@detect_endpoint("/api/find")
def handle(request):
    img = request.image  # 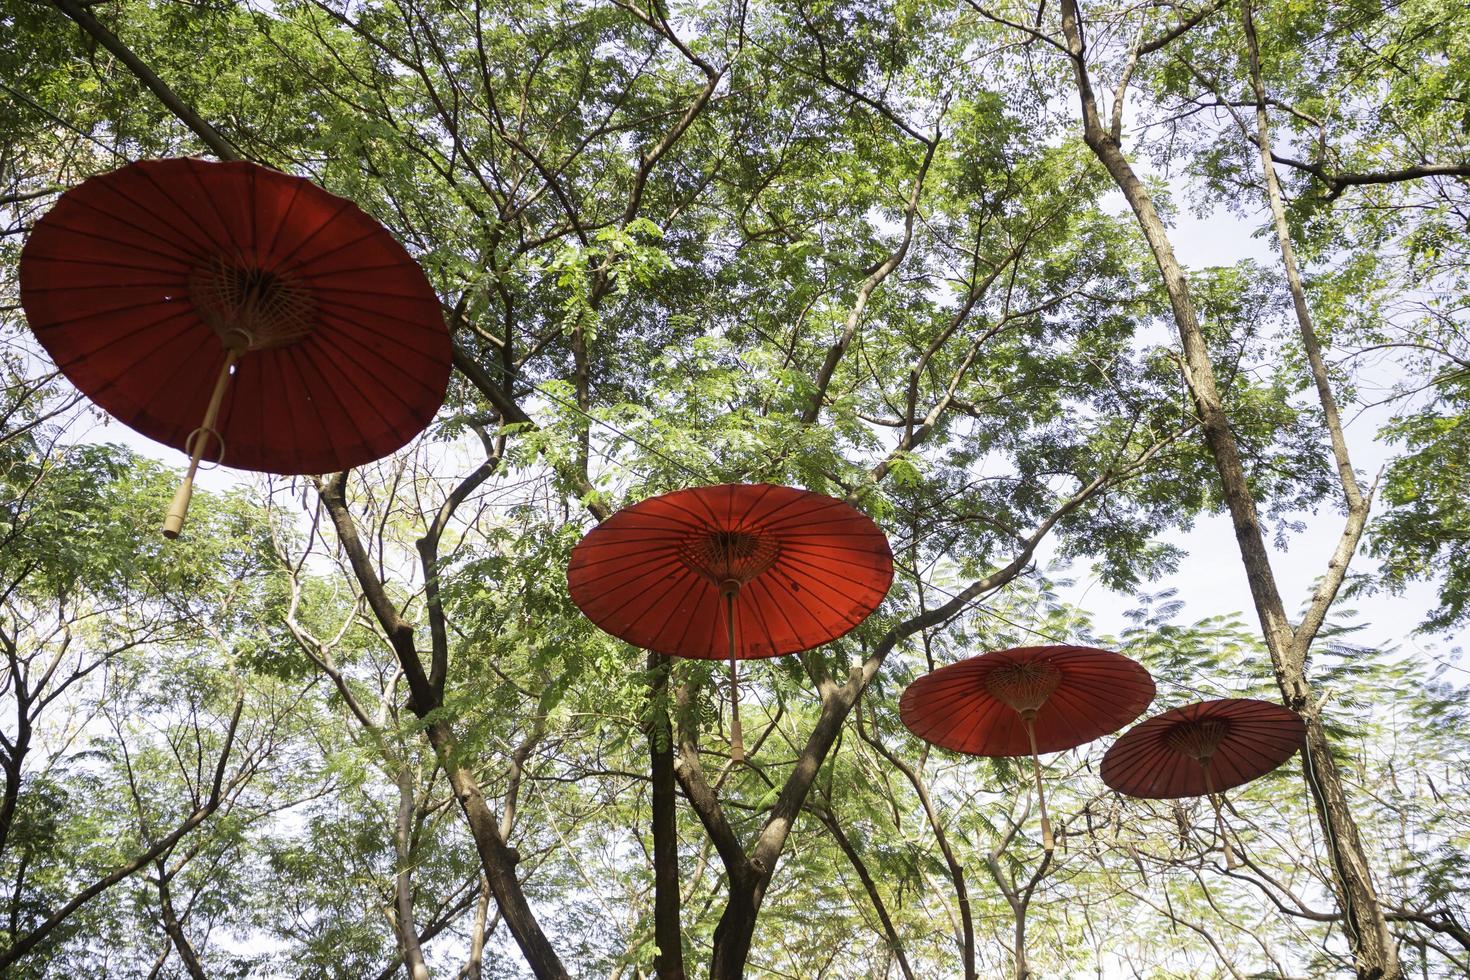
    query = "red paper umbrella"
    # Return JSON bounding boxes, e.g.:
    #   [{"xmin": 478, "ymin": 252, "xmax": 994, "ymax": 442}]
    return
[
  {"xmin": 901, "ymin": 645, "xmax": 1155, "ymax": 850},
  {"xmin": 568, "ymin": 483, "xmax": 894, "ymax": 760},
  {"xmin": 19, "ymin": 157, "xmax": 451, "ymax": 536},
  {"xmin": 1101, "ymin": 698, "xmax": 1305, "ymax": 867},
  {"xmin": 1101, "ymin": 698, "xmax": 1304, "ymax": 798}
]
